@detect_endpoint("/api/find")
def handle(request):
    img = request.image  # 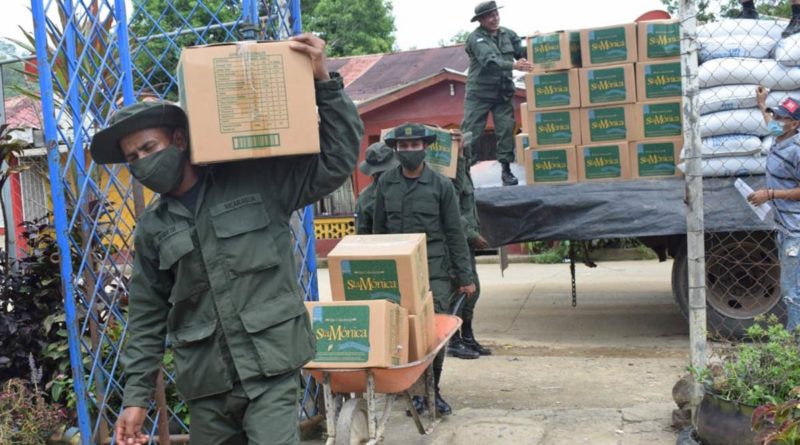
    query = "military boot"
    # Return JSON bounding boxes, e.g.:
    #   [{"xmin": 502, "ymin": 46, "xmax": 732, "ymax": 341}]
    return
[
  {"xmin": 462, "ymin": 320, "xmax": 492, "ymax": 356},
  {"xmin": 447, "ymin": 331, "xmax": 480, "ymax": 359},
  {"xmin": 406, "ymin": 395, "xmax": 427, "ymax": 417},
  {"xmin": 435, "ymin": 391, "xmax": 452, "ymax": 416},
  {"xmin": 735, "ymin": 7, "xmax": 758, "ymax": 19},
  {"xmin": 783, "ymin": 15, "xmax": 800, "ymax": 37},
  {"xmin": 500, "ymin": 162, "xmax": 518, "ymax": 186}
]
